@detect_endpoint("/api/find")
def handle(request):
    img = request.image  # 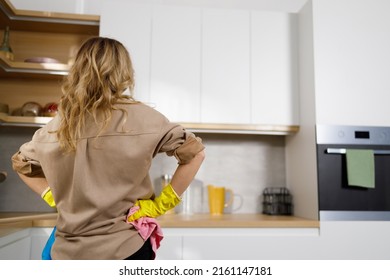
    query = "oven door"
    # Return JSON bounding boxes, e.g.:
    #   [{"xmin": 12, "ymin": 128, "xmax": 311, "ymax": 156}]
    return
[{"xmin": 317, "ymin": 144, "xmax": 390, "ymax": 221}]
